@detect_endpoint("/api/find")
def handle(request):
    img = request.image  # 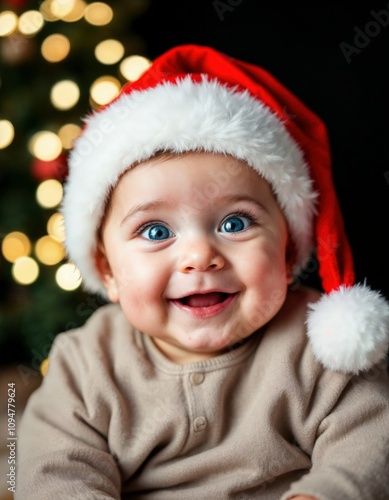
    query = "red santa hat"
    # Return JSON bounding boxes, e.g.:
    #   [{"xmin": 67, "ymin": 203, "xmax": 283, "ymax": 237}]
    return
[{"xmin": 63, "ymin": 44, "xmax": 389, "ymax": 374}]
